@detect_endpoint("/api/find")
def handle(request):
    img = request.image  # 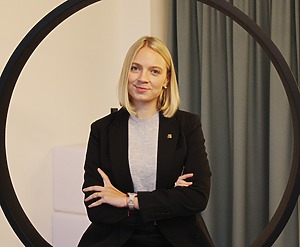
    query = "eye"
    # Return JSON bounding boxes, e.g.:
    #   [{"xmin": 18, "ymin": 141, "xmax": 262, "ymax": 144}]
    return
[
  {"xmin": 151, "ymin": 69, "xmax": 161, "ymax": 75},
  {"xmin": 130, "ymin": 65, "xmax": 140, "ymax": 72}
]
